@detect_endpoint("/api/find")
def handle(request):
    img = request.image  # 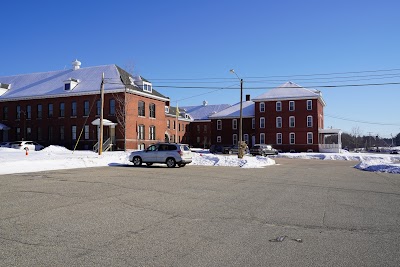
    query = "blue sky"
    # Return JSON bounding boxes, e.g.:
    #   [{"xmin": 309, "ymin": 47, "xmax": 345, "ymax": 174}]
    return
[{"xmin": 1, "ymin": 0, "xmax": 400, "ymax": 138}]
